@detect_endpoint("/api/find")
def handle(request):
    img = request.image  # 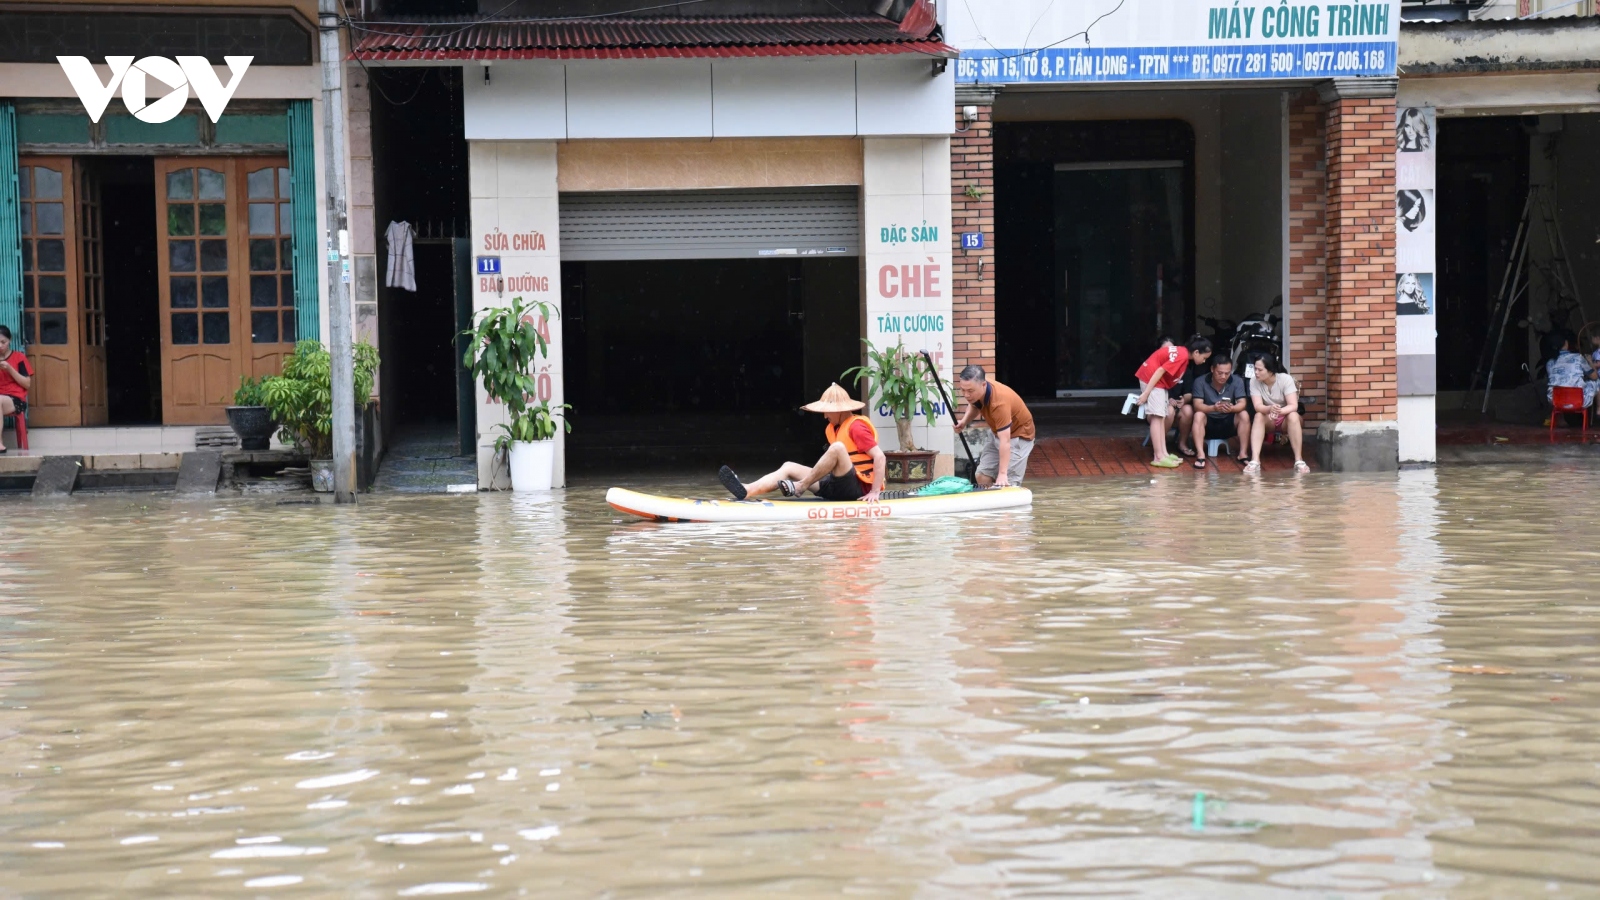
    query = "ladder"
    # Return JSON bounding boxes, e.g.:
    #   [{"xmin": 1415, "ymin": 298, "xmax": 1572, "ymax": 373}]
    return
[{"xmin": 1463, "ymin": 182, "xmax": 1586, "ymax": 412}]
